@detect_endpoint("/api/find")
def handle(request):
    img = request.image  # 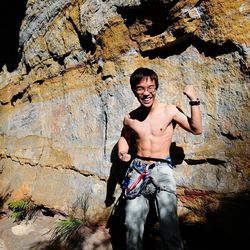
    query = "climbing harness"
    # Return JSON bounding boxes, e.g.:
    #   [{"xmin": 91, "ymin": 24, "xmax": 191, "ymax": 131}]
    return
[{"xmin": 122, "ymin": 157, "xmax": 176, "ymax": 199}]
